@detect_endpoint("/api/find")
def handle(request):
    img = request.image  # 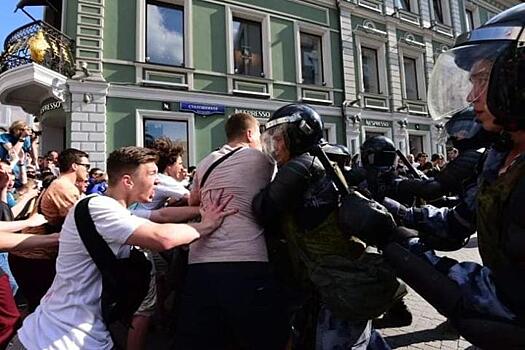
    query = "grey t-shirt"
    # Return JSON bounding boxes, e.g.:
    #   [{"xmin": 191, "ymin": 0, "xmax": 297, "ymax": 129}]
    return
[{"xmin": 190, "ymin": 145, "xmax": 275, "ymax": 264}]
